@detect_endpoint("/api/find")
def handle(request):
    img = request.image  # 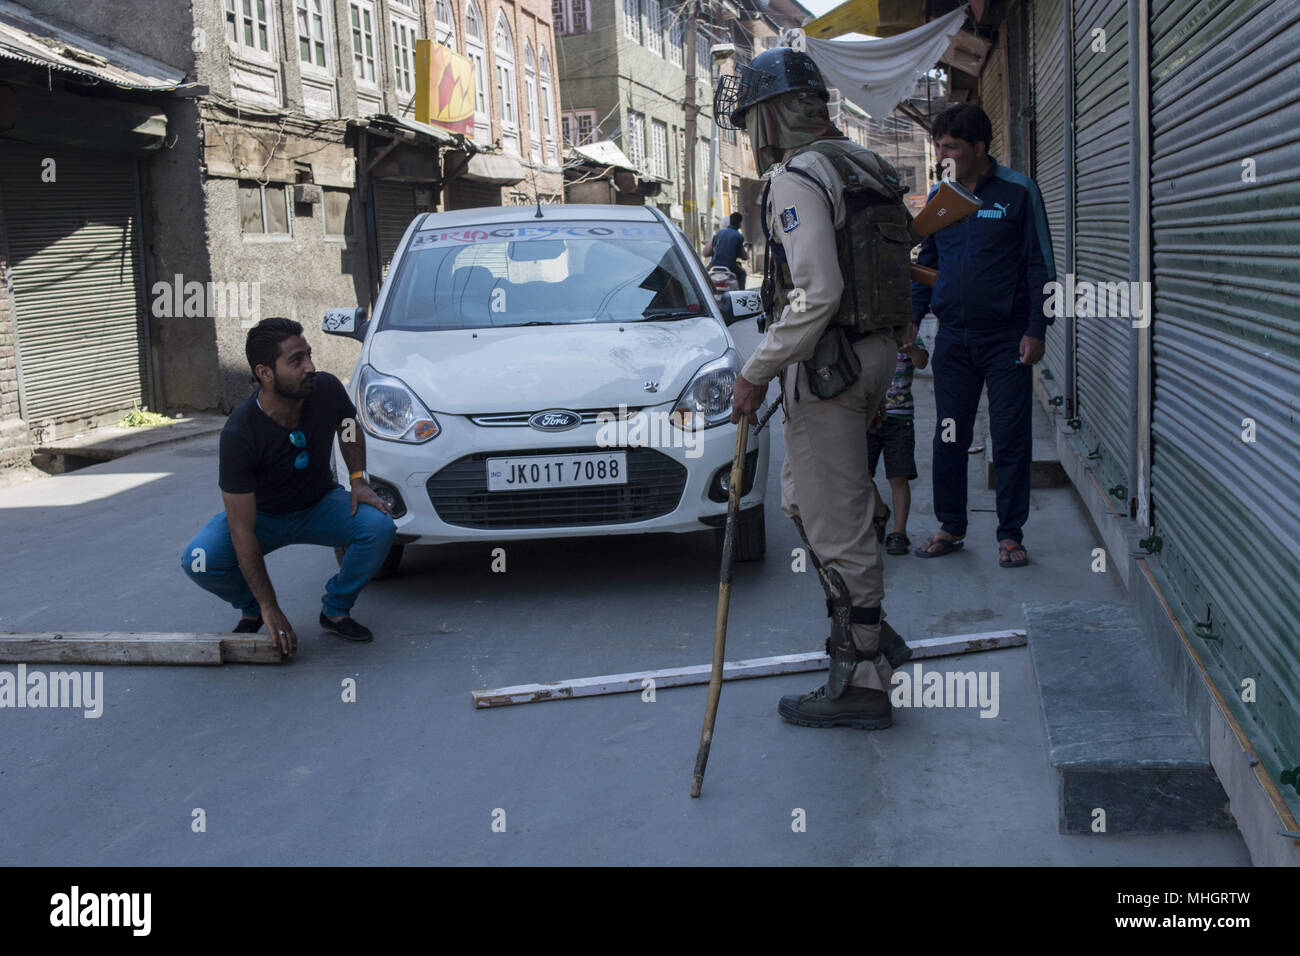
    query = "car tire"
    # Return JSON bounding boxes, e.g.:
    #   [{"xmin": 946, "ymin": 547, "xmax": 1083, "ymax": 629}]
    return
[
  {"xmin": 334, "ymin": 543, "xmax": 406, "ymax": 579},
  {"xmin": 715, "ymin": 507, "xmax": 766, "ymax": 562}
]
